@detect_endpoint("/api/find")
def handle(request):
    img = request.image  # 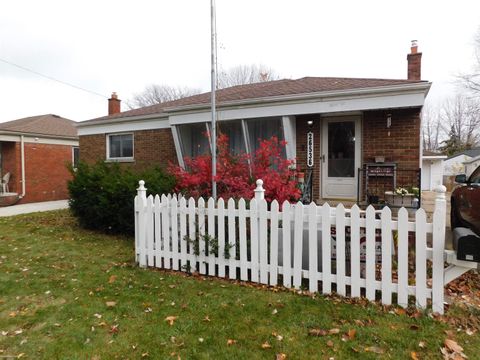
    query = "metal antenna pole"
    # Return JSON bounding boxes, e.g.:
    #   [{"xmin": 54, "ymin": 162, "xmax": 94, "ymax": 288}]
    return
[{"xmin": 210, "ymin": 0, "xmax": 217, "ymax": 199}]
